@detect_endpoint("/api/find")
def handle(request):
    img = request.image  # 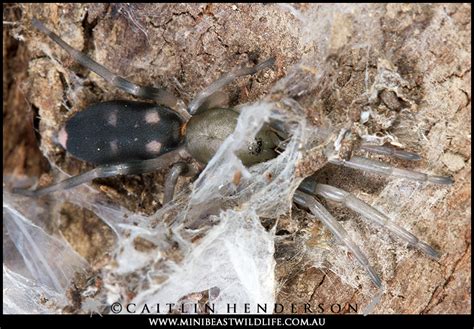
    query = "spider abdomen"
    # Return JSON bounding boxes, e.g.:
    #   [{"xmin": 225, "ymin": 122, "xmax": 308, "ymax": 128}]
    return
[{"xmin": 60, "ymin": 100, "xmax": 185, "ymax": 165}]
